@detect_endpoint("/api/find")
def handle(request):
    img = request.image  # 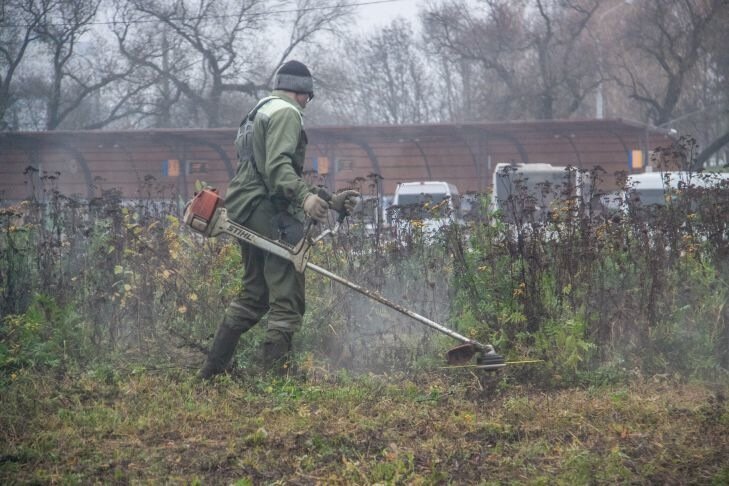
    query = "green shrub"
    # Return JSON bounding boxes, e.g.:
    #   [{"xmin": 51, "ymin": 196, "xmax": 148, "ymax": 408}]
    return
[{"xmin": 1, "ymin": 294, "xmax": 85, "ymax": 376}]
